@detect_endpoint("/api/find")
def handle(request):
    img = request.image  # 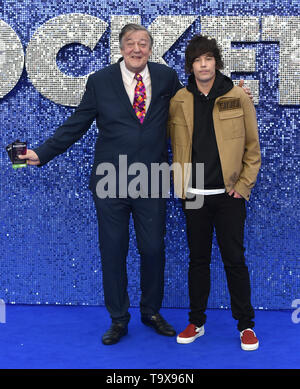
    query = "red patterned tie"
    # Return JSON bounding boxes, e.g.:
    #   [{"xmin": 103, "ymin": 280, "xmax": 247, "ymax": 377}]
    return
[{"xmin": 133, "ymin": 73, "xmax": 146, "ymax": 123}]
